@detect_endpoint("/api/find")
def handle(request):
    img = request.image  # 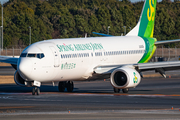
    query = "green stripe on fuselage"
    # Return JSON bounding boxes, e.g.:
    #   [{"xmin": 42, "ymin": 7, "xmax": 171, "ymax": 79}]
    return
[{"xmin": 138, "ymin": 37, "xmax": 156, "ymax": 63}]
